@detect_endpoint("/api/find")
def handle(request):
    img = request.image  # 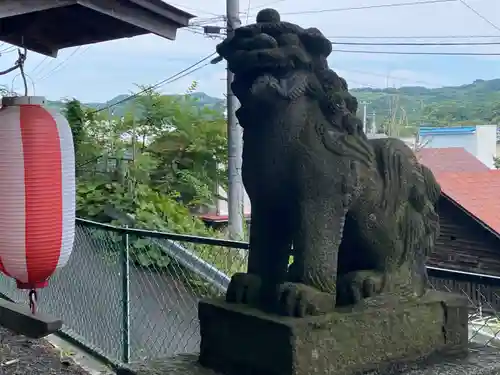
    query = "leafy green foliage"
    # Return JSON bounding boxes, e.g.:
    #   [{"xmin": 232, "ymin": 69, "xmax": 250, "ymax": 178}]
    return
[
  {"xmin": 147, "ymin": 94, "xmax": 227, "ymax": 206},
  {"xmin": 68, "ymin": 84, "xmax": 241, "ymax": 280},
  {"xmin": 77, "ymin": 178, "xmax": 246, "ymax": 289},
  {"xmin": 63, "ymin": 99, "xmax": 85, "ymax": 151},
  {"xmin": 62, "ymin": 99, "xmax": 107, "ymax": 173},
  {"xmin": 77, "ymin": 180, "xmax": 208, "ymax": 266}
]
